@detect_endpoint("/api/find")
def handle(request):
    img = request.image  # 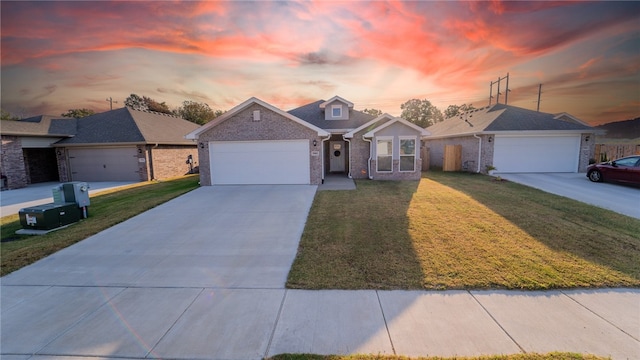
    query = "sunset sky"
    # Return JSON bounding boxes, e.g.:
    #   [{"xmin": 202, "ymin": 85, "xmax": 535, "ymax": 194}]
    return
[{"xmin": 1, "ymin": 1, "xmax": 638, "ymax": 125}]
